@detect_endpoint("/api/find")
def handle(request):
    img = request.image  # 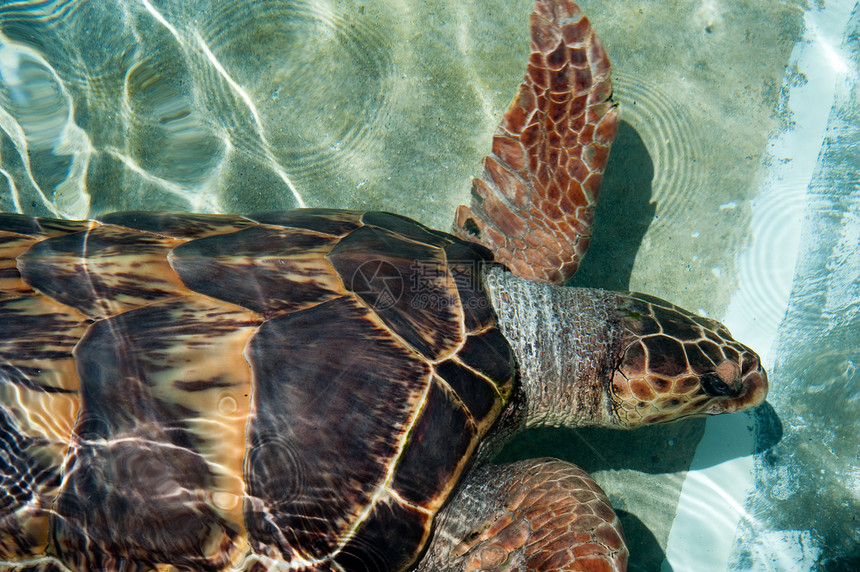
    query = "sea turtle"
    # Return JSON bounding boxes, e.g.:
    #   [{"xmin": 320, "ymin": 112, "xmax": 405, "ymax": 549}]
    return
[{"xmin": 0, "ymin": 1, "xmax": 768, "ymax": 571}]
